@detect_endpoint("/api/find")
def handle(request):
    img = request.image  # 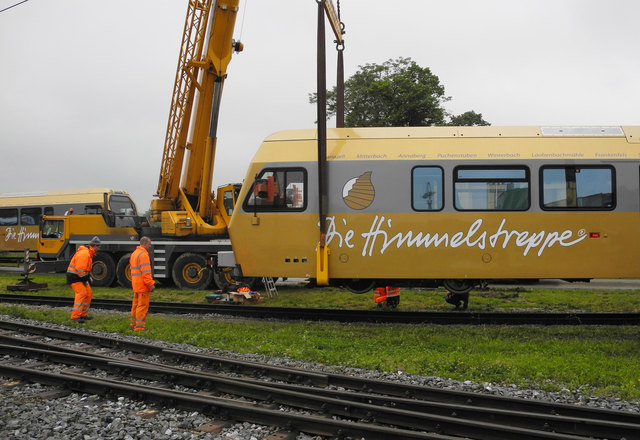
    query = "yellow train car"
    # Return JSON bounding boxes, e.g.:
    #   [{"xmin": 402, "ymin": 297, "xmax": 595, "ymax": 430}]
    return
[
  {"xmin": 0, "ymin": 188, "xmax": 137, "ymax": 262},
  {"xmin": 226, "ymin": 126, "xmax": 640, "ymax": 293}
]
